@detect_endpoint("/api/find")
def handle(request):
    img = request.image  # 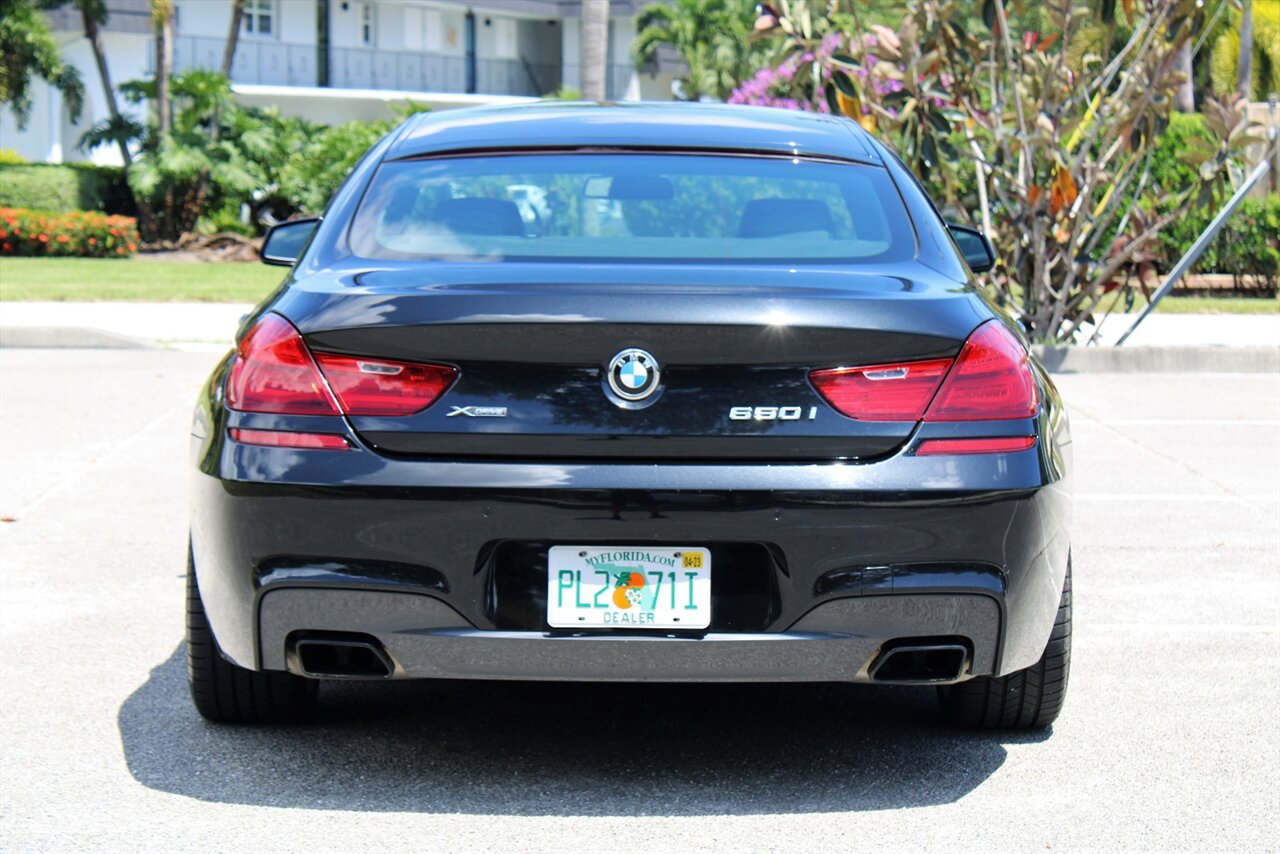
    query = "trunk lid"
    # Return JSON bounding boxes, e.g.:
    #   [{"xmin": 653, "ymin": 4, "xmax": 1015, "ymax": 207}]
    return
[{"xmin": 282, "ymin": 263, "xmax": 990, "ymax": 462}]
